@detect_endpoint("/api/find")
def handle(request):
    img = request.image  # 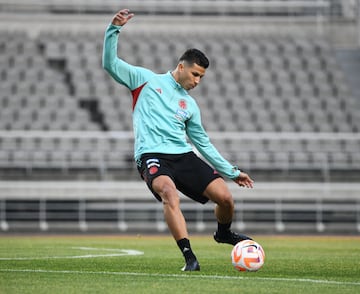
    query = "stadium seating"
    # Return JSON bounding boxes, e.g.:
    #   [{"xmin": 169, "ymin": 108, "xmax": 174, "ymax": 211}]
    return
[
  {"xmin": 0, "ymin": 4, "xmax": 360, "ymax": 182},
  {"xmin": 1, "ymin": 32, "xmax": 359, "ymax": 174}
]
